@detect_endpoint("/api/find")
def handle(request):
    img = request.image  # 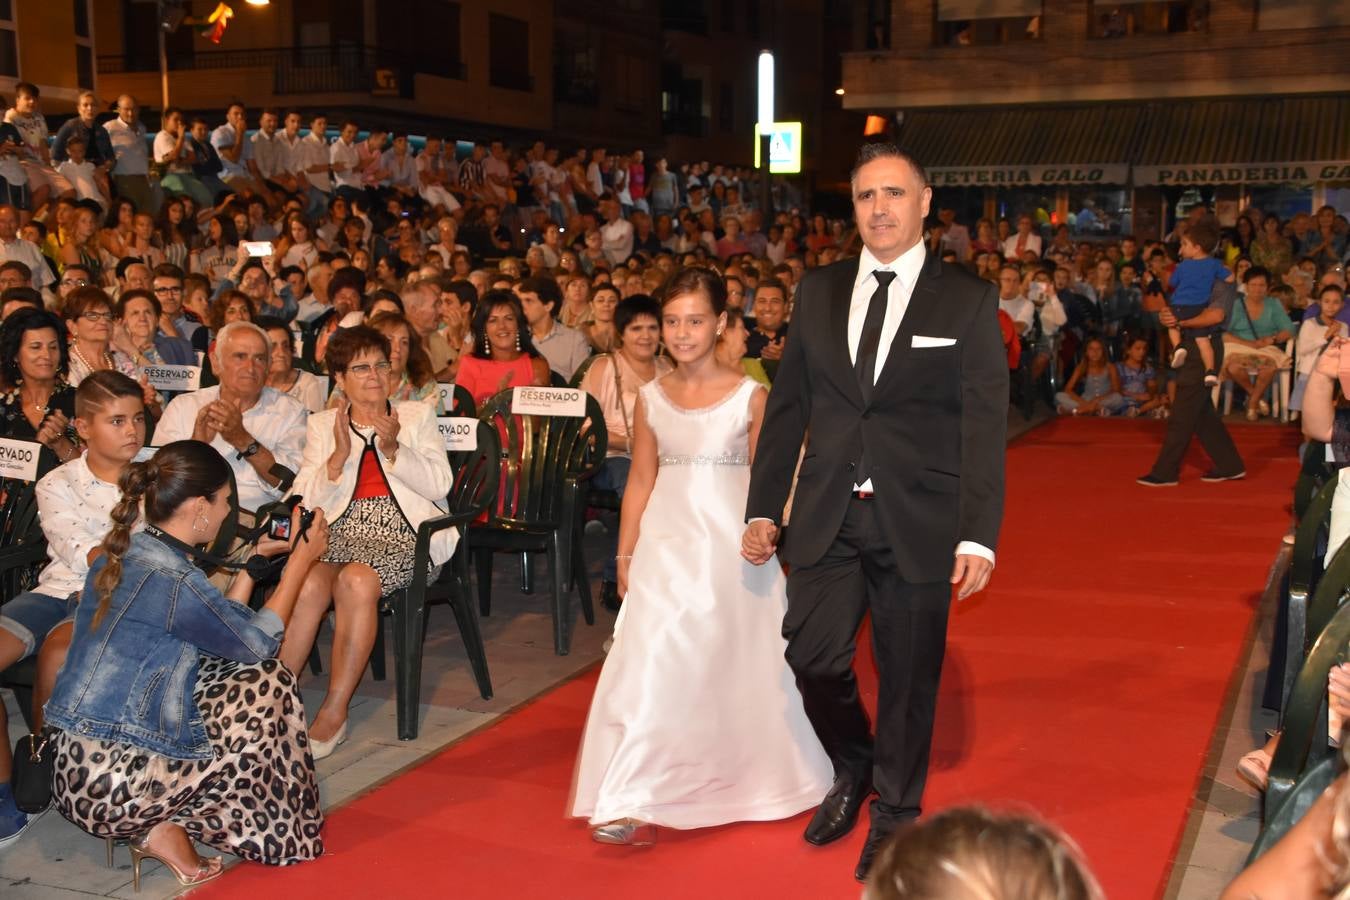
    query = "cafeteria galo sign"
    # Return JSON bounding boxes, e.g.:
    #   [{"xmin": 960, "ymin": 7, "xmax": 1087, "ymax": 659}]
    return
[
  {"xmin": 926, "ymin": 164, "xmax": 1129, "ymax": 186},
  {"xmin": 1133, "ymin": 161, "xmax": 1350, "ymax": 186}
]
